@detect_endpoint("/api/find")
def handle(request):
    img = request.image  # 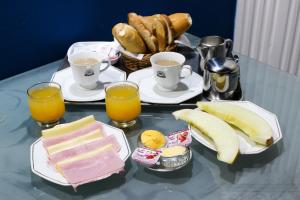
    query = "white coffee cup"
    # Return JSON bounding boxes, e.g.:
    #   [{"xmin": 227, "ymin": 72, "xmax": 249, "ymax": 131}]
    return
[
  {"xmin": 150, "ymin": 52, "xmax": 192, "ymax": 91},
  {"xmin": 68, "ymin": 51, "xmax": 111, "ymax": 89}
]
